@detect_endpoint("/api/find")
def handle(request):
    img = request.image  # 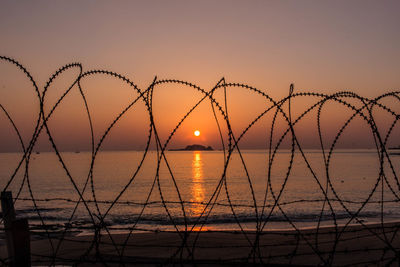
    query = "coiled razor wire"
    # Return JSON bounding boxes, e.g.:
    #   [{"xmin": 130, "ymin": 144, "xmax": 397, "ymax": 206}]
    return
[{"xmin": 0, "ymin": 56, "xmax": 400, "ymax": 266}]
